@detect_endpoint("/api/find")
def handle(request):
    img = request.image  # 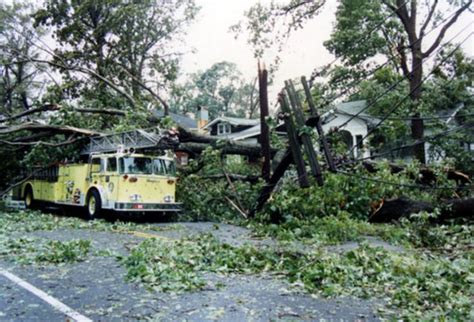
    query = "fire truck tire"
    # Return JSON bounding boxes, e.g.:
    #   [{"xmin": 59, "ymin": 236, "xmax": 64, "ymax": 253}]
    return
[
  {"xmin": 24, "ymin": 186, "xmax": 36, "ymax": 209},
  {"xmin": 86, "ymin": 189, "xmax": 102, "ymax": 219}
]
